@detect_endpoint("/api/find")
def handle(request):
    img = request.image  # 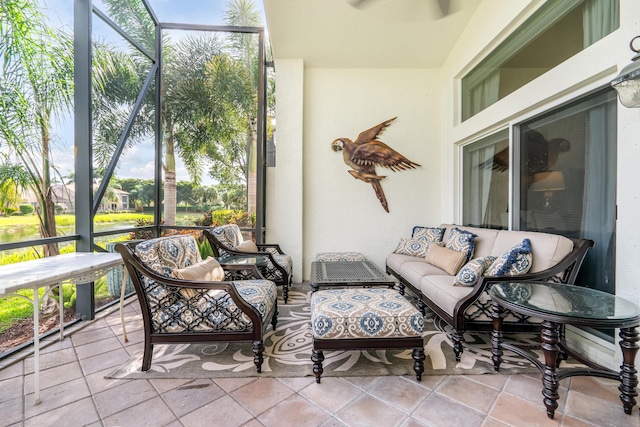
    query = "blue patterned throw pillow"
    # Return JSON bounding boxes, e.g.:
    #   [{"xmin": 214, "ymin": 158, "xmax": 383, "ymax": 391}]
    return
[
  {"xmin": 485, "ymin": 239, "xmax": 533, "ymax": 276},
  {"xmin": 453, "ymin": 255, "xmax": 497, "ymax": 287},
  {"xmin": 393, "ymin": 238, "xmax": 440, "ymax": 258},
  {"xmin": 445, "ymin": 228, "xmax": 478, "ymax": 263},
  {"xmin": 411, "ymin": 226, "xmax": 445, "ymax": 243}
]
